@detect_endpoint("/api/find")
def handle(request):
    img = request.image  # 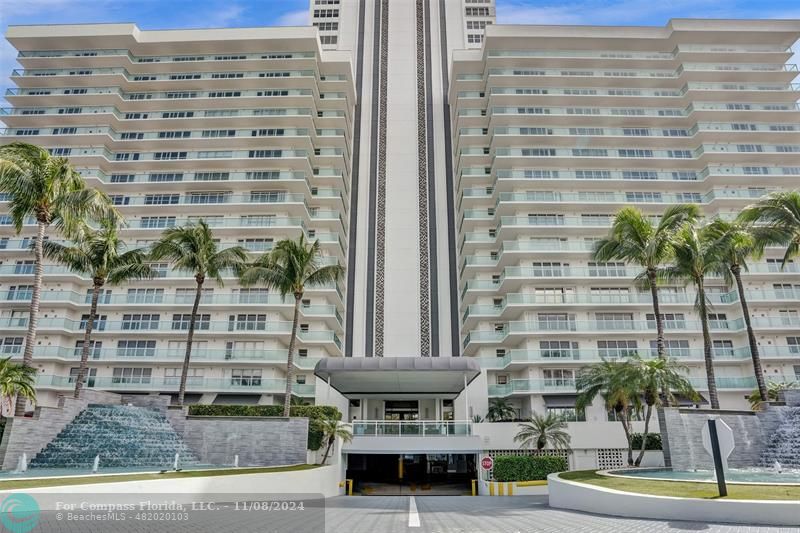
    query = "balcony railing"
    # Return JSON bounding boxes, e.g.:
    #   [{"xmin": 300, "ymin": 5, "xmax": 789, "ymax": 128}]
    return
[{"xmin": 352, "ymin": 420, "xmax": 472, "ymax": 437}]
